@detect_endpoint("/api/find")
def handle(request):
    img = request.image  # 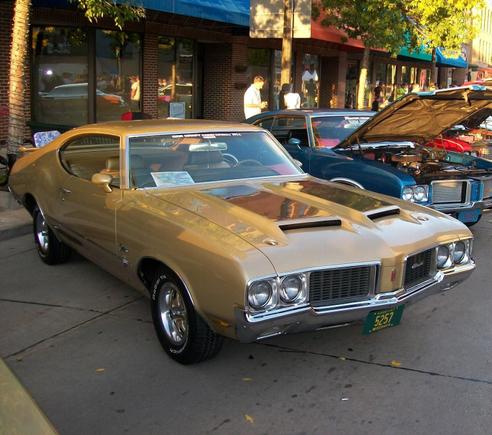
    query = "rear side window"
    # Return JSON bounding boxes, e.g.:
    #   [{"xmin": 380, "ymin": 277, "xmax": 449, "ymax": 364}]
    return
[
  {"xmin": 59, "ymin": 135, "xmax": 120, "ymax": 186},
  {"xmin": 254, "ymin": 117, "xmax": 274, "ymax": 130}
]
